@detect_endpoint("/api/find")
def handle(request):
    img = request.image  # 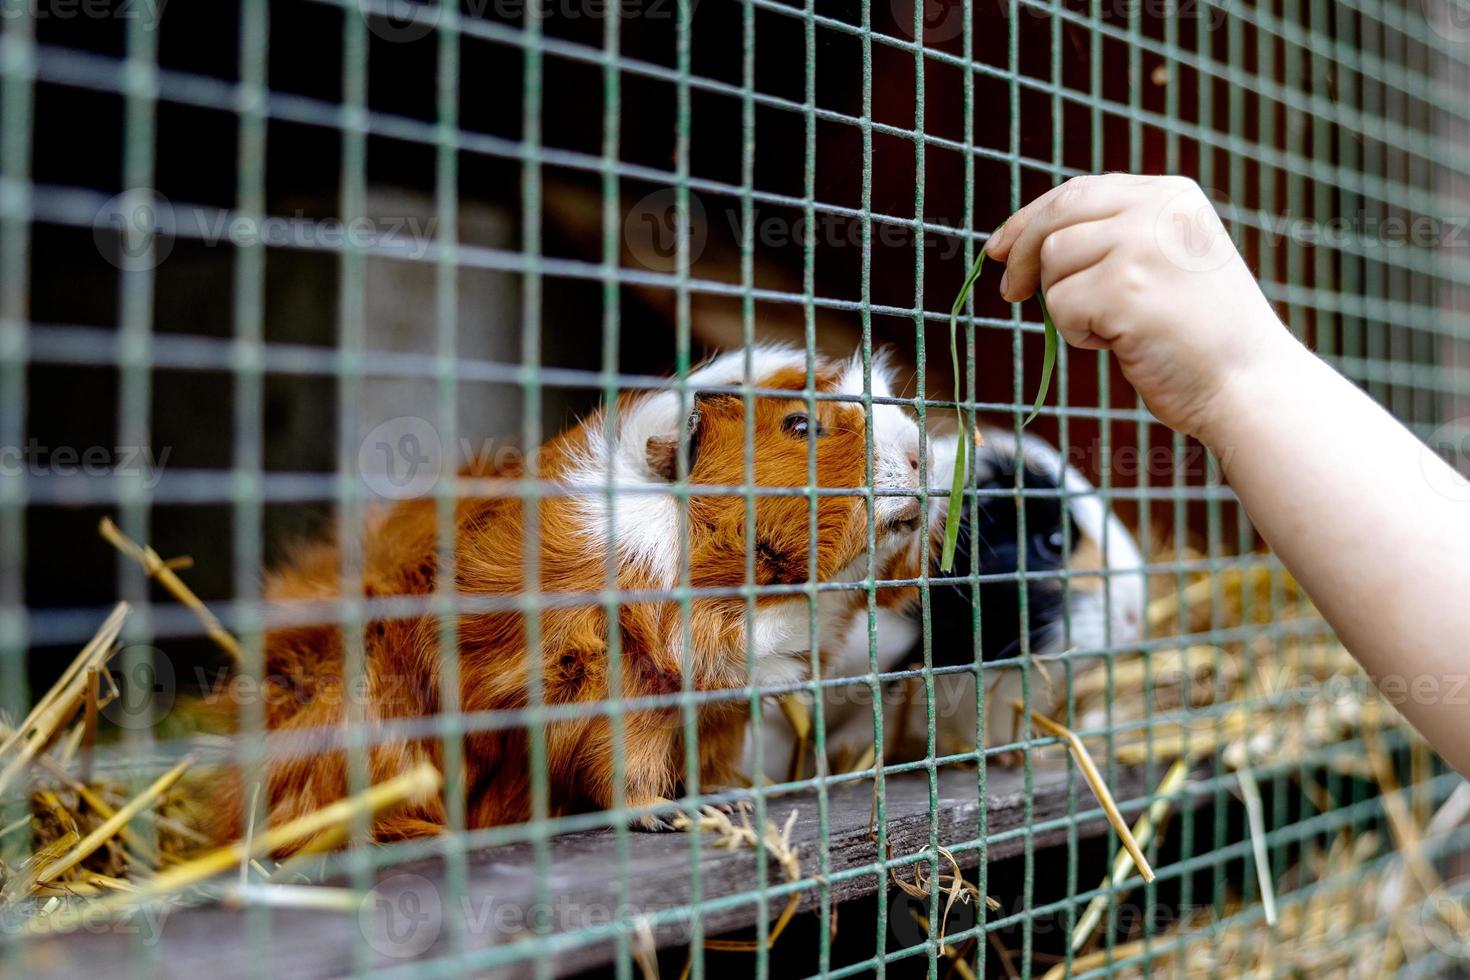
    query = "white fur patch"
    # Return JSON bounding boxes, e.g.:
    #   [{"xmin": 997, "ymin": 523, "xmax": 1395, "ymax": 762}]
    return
[
  {"xmin": 753, "ymin": 599, "xmax": 811, "ymax": 659},
  {"xmin": 835, "ymin": 352, "xmax": 923, "ymax": 530},
  {"xmin": 561, "ymin": 345, "xmax": 811, "ymax": 586},
  {"xmin": 827, "ymin": 606, "xmax": 920, "ymax": 683}
]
